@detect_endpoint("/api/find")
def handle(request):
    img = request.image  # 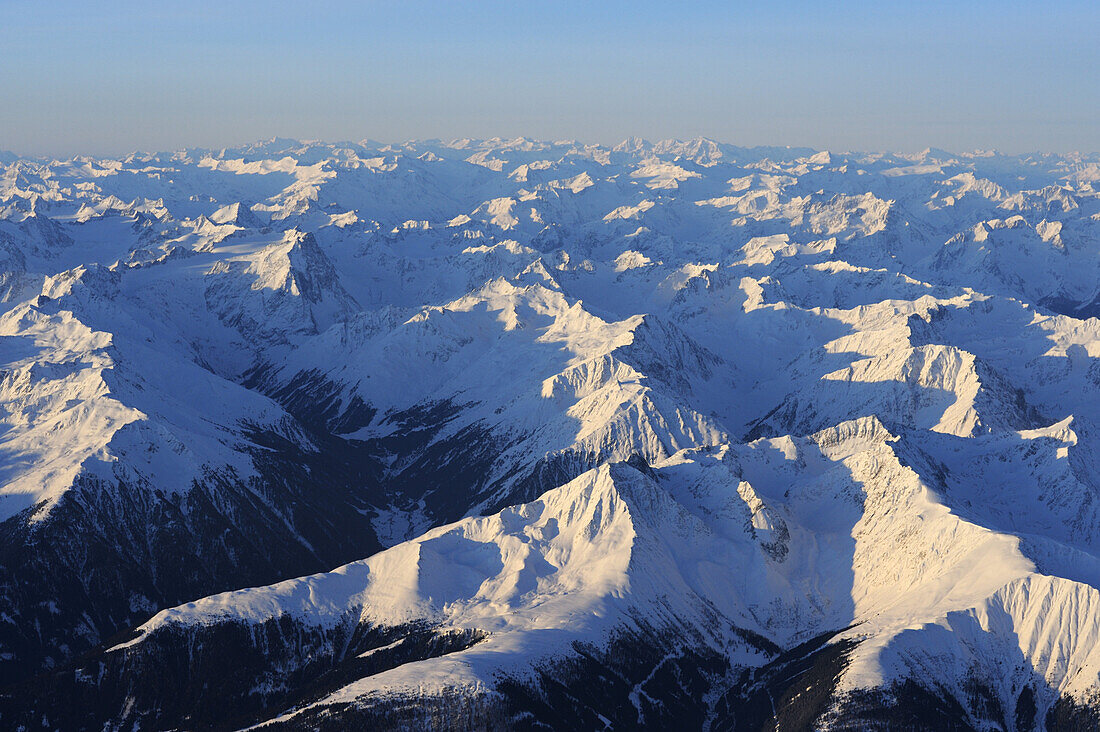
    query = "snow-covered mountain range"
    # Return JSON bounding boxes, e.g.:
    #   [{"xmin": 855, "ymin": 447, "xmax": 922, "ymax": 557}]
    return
[{"xmin": 2, "ymin": 138, "xmax": 1100, "ymax": 729}]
